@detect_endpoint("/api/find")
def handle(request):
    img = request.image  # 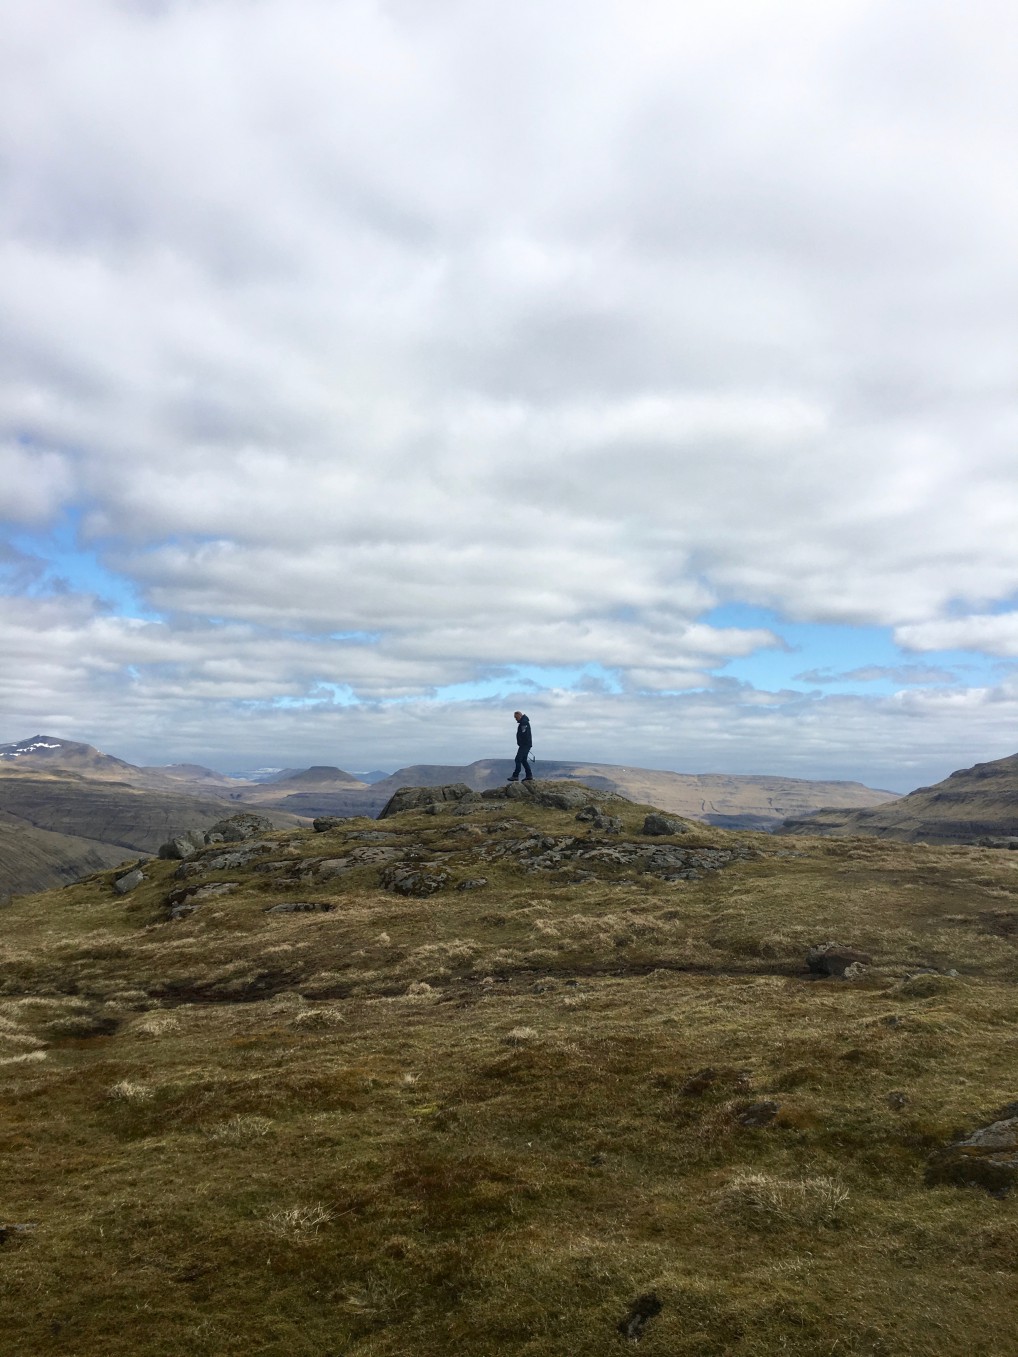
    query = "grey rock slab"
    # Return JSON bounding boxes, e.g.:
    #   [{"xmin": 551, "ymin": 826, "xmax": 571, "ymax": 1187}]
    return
[
  {"xmin": 190, "ymin": 882, "xmax": 239, "ymax": 901},
  {"xmin": 113, "ymin": 868, "xmax": 145, "ymax": 895}
]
